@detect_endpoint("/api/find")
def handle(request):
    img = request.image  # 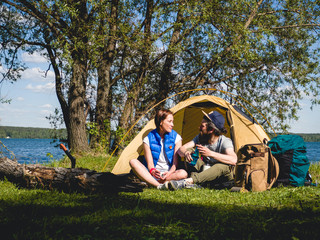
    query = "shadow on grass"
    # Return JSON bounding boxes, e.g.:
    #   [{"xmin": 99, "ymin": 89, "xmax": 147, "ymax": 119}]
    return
[{"xmin": 0, "ymin": 188, "xmax": 320, "ymax": 240}]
